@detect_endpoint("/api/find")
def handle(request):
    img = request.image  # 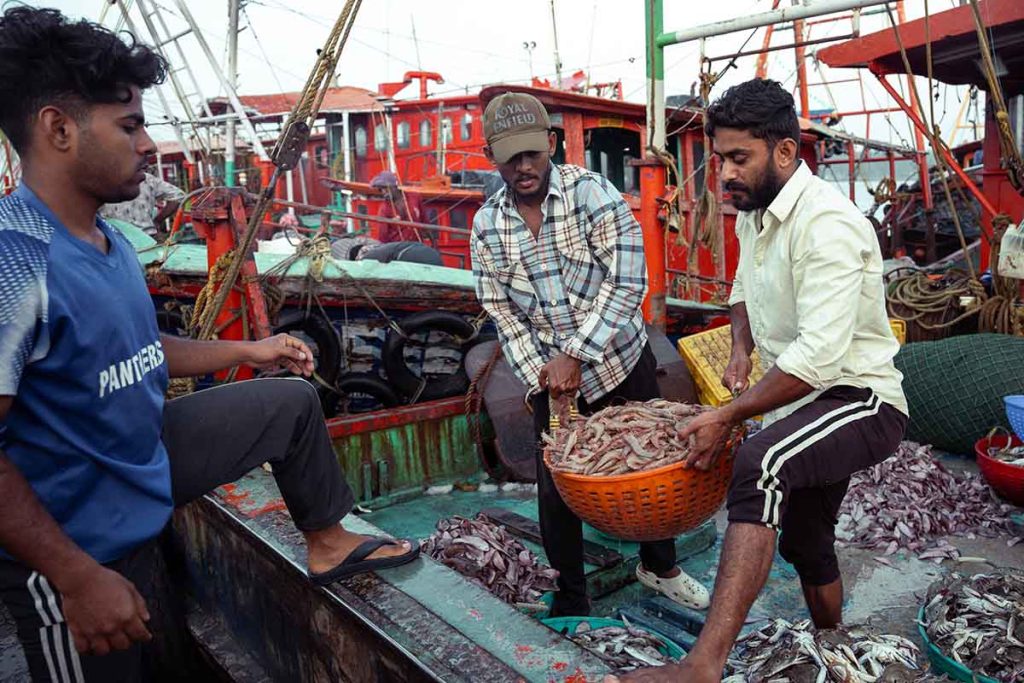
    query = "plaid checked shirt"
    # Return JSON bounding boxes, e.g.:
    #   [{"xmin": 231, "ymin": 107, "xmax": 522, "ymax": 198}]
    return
[{"xmin": 471, "ymin": 164, "xmax": 648, "ymax": 402}]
